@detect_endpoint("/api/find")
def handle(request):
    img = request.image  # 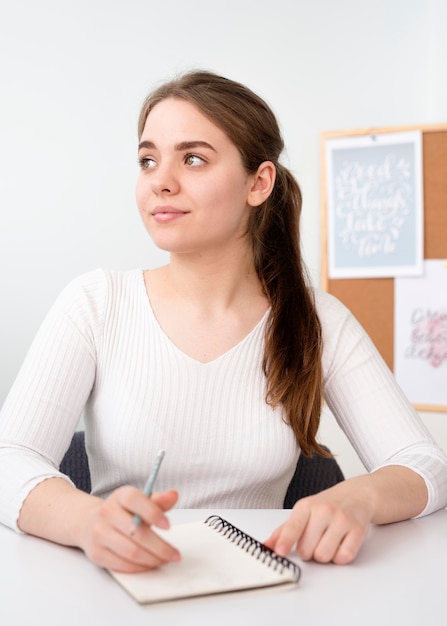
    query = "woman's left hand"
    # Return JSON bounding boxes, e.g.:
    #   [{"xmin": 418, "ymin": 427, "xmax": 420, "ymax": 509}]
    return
[{"xmin": 264, "ymin": 479, "xmax": 374, "ymax": 564}]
